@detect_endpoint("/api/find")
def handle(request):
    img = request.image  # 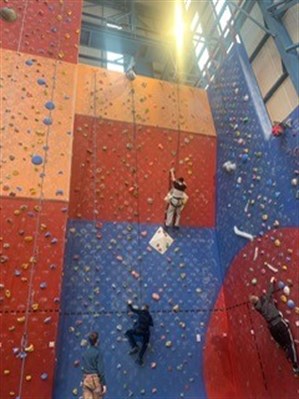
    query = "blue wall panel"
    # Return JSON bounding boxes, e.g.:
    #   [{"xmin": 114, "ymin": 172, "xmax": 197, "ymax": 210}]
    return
[
  {"xmin": 208, "ymin": 45, "xmax": 299, "ymax": 274},
  {"xmin": 54, "ymin": 222, "xmax": 221, "ymax": 399}
]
